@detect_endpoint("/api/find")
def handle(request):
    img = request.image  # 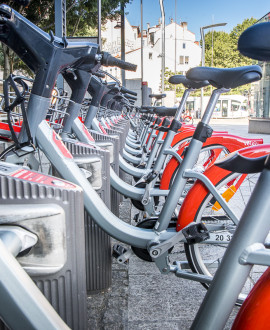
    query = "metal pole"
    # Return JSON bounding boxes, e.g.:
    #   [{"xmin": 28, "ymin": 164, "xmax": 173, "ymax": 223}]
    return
[
  {"xmin": 211, "ymin": 27, "xmax": 214, "ymax": 67},
  {"xmin": 174, "ymin": 0, "xmax": 177, "ymax": 104},
  {"xmin": 141, "ymin": 0, "xmax": 144, "ymax": 105},
  {"xmin": 121, "ymin": 2, "xmax": 126, "ymax": 86},
  {"xmin": 55, "ymin": 0, "xmax": 66, "ymax": 90},
  {"xmin": 199, "ymin": 23, "xmax": 226, "ymax": 117},
  {"xmin": 159, "ymin": 0, "xmax": 165, "ymax": 105},
  {"xmin": 200, "ymin": 27, "xmax": 205, "ymax": 119},
  {"xmin": 174, "ymin": 0, "xmax": 177, "ymax": 74},
  {"xmin": 97, "ymin": 0, "xmax": 102, "ymax": 48},
  {"xmin": 55, "ymin": 0, "xmax": 66, "ymax": 37}
]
